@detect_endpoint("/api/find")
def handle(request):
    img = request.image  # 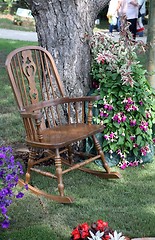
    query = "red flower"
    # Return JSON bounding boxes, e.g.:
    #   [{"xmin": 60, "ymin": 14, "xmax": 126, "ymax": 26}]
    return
[
  {"xmin": 80, "ymin": 223, "xmax": 90, "ymax": 239},
  {"xmin": 71, "ymin": 223, "xmax": 90, "ymax": 240},
  {"xmin": 96, "ymin": 220, "xmax": 108, "ymax": 232},
  {"xmin": 71, "ymin": 227, "xmax": 81, "ymax": 240},
  {"xmin": 104, "ymin": 234, "xmax": 111, "ymax": 240}
]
